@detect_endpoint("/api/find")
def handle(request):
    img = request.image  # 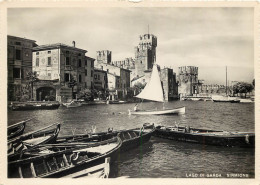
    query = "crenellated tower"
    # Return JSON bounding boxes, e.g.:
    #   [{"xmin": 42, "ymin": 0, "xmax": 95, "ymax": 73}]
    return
[
  {"xmin": 134, "ymin": 34, "xmax": 157, "ymax": 77},
  {"xmin": 96, "ymin": 50, "xmax": 112, "ymax": 65}
]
